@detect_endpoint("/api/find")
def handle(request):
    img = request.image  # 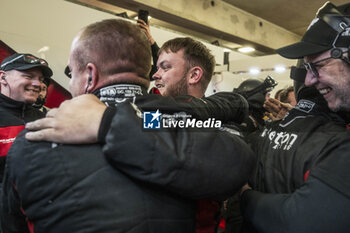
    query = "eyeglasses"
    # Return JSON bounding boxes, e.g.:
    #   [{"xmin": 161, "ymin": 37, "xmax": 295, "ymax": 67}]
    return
[
  {"xmin": 304, "ymin": 56, "xmax": 334, "ymax": 78},
  {"xmin": 303, "ymin": 50, "xmax": 347, "ymax": 78},
  {"xmin": 64, "ymin": 66, "xmax": 71, "ymax": 78}
]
